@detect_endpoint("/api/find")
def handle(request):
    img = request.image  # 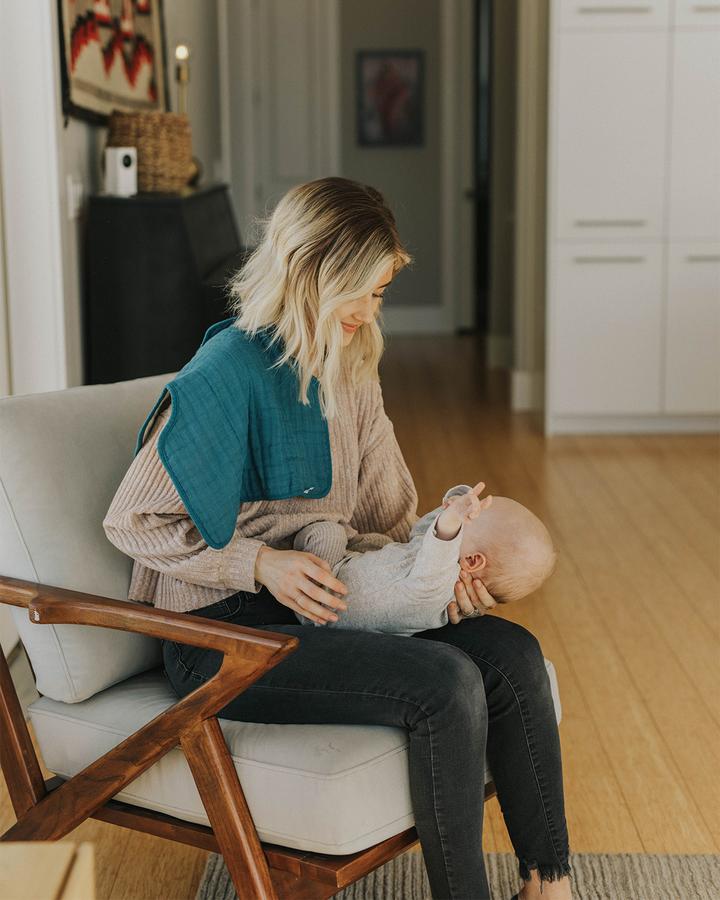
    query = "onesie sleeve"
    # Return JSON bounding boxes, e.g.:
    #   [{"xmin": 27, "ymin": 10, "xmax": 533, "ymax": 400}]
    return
[
  {"xmin": 293, "ymin": 521, "xmax": 349, "ymax": 571},
  {"xmin": 406, "ymin": 512, "xmax": 464, "ymax": 587},
  {"xmin": 350, "ymin": 379, "xmax": 419, "ymax": 546},
  {"xmin": 103, "ymin": 405, "xmax": 266, "ymax": 594},
  {"xmin": 409, "ymin": 484, "xmax": 473, "ymax": 539}
]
